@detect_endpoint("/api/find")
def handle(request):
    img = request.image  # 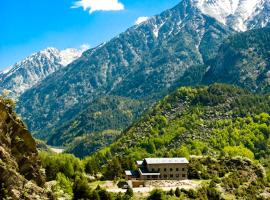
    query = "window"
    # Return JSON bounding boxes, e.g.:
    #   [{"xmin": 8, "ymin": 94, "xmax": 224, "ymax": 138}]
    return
[
  {"xmin": 176, "ymin": 168, "xmax": 179, "ymax": 171},
  {"xmin": 182, "ymin": 168, "xmax": 185, "ymax": 171},
  {"xmin": 164, "ymin": 168, "xmax": 167, "ymax": 172},
  {"xmin": 158, "ymin": 168, "xmax": 160, "ymax": 172},
  {"xmin": 170, "ymin": 168, "xmax": 173, "ymax": 172},
  {"xmin": 170, "ymin": 174, "xmax": 173, "ymax": 178},
  {"xmin": 151, "ymin": 168, "xmax": 154, "ymax": 172},
  {"xmin": 164, "ymin": 175, "xmax": 167, "ymax": 178},
  {"xmin": 176, "ymin": 174, "xmax": 179, "ymax": 178},
  {"xmin": 182, "ymin": 174, "xmax": 186, "ymax": 178},
  {"xmin": 152, "ymin": 175, "xmax": 156, "ymax": 179},
  {"xmin": 147, "ymin": 175, "xmax": 151, "ymax": 179}
]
